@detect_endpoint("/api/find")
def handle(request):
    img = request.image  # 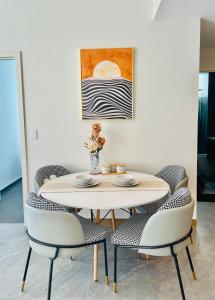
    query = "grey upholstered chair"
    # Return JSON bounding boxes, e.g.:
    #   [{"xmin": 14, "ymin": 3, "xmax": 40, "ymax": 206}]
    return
[
  {"xmin": 111, "ymin": 188, "xmax": 196, "ymax": 300},
  {"xmin": 157, "ymin": 165, "xmax": 188, "ymax": 194},
  {"xmin": 34, "ymin": 165, "xmax": 77, "ymax": 213},
  {"xmin": 21, "ymin": 193, "xmax": 108, "ymax": 300},
  {"xmin": 34, "ymin": 165, "xmax": 71, "ymax": 194},
  {"xmin": 137, "ymin": 165, "xmax": 188, "ymax": 214}
]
